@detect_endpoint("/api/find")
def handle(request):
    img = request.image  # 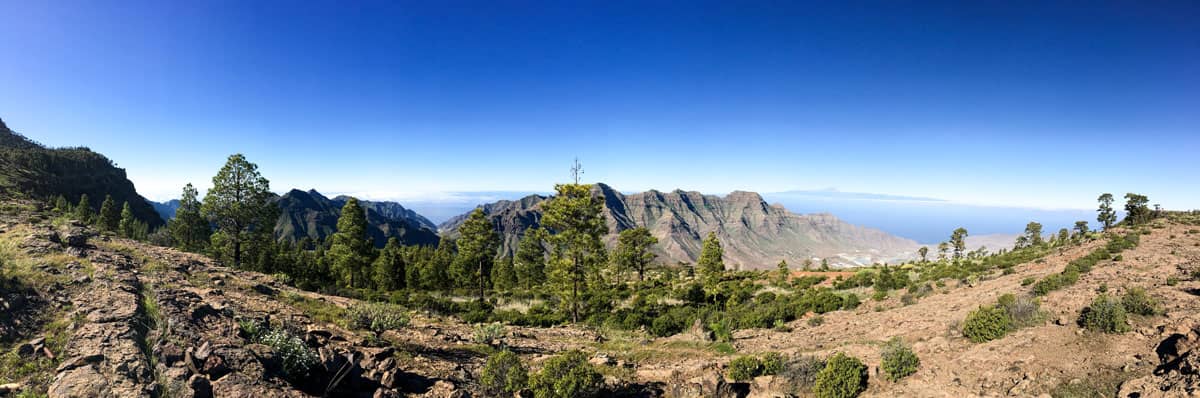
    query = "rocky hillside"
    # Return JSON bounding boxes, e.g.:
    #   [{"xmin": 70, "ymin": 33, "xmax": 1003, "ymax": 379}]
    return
[
  {"xmin": 275, "ymin": 189, "xmax": 440, "ymax": 247},
  {"xmin": 0, "ymin": 118, "xmax": 163, "ymax": 228},
  {"xmin": 3, "ymin": 200, "xmax": 1199, "ymax": 397},
  {"xmin": 439, "ymin": 183, "xmax": 919, "ymax": 269}
]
